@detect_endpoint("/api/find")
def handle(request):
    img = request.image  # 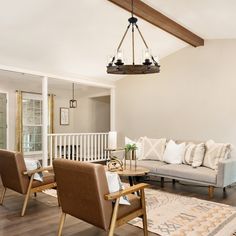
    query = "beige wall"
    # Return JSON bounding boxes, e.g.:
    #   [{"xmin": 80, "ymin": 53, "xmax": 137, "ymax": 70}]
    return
[{"xmin": 115, "ymin": 40, "xmax": 236, "ymax": 149}]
